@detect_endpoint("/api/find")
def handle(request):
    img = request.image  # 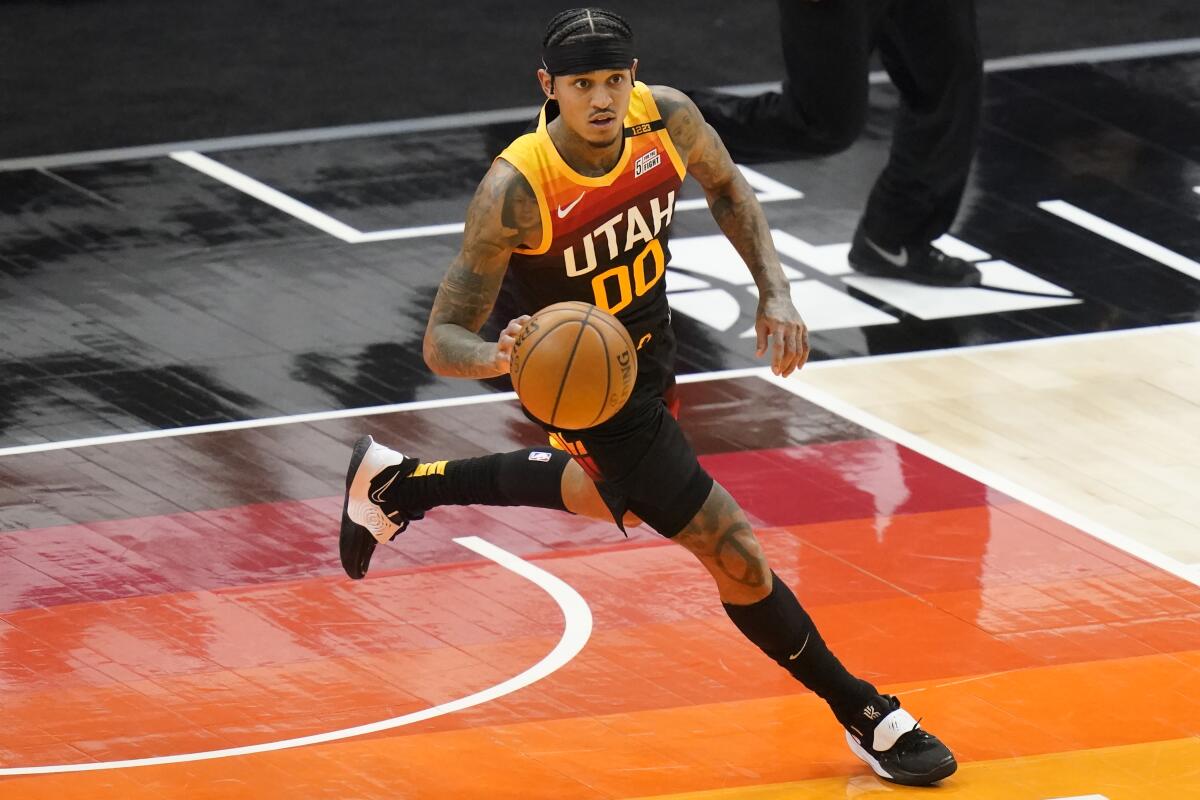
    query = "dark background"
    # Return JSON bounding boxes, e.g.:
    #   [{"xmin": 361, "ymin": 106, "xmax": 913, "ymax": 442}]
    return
[{"xmin": 5, "ymin": 0, "xmax": 1199, "ymax": 158}]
